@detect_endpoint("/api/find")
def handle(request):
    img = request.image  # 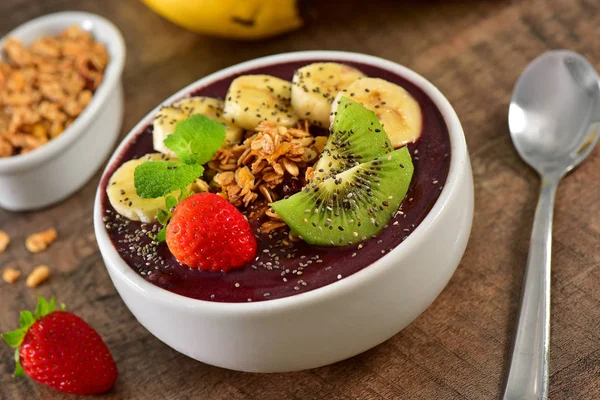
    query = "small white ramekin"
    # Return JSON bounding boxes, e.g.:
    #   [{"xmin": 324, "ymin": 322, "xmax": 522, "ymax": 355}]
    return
[
  {"xmin": 94, "ymin": 51, "xmax": 474, "ymax": 373},
  {"xmin": 0, "ymin": 12, "xmax": 125, "ymax": 211}
]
